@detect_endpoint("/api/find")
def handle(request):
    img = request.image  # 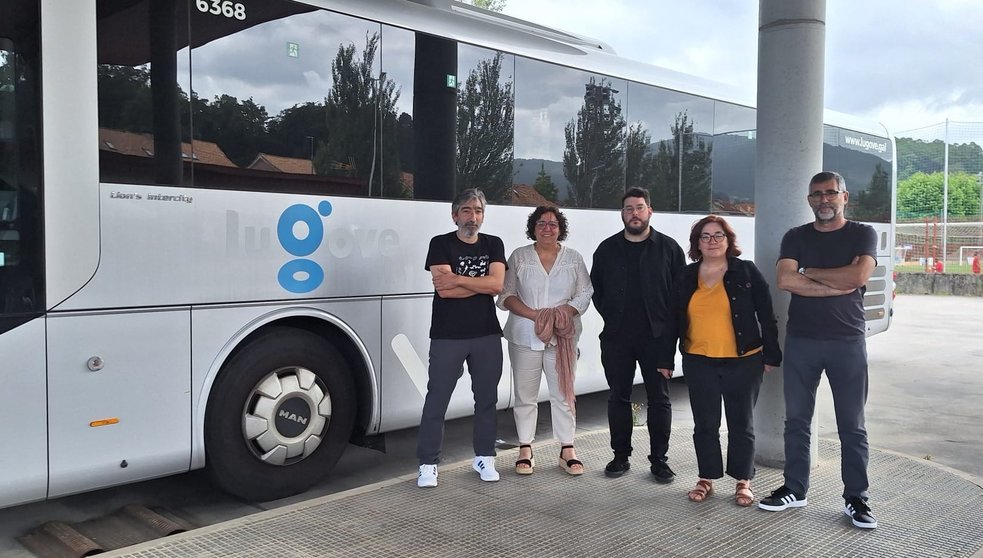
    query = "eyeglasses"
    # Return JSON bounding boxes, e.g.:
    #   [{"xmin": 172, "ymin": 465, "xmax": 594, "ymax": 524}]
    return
[
  {"xmin": 699, "ymin": 232, "xmax": 727, "ymax": 243},
  {"xmin": 622, "ymin": 204, "xmax": 648, "ymax": 215},
  {"xmin": 535, "ymin": 220, "xmax": 559, "ymax": 229},
  {"xmin": 808, "ymin": 189, "xmax": 846, "ymax": 200}
]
